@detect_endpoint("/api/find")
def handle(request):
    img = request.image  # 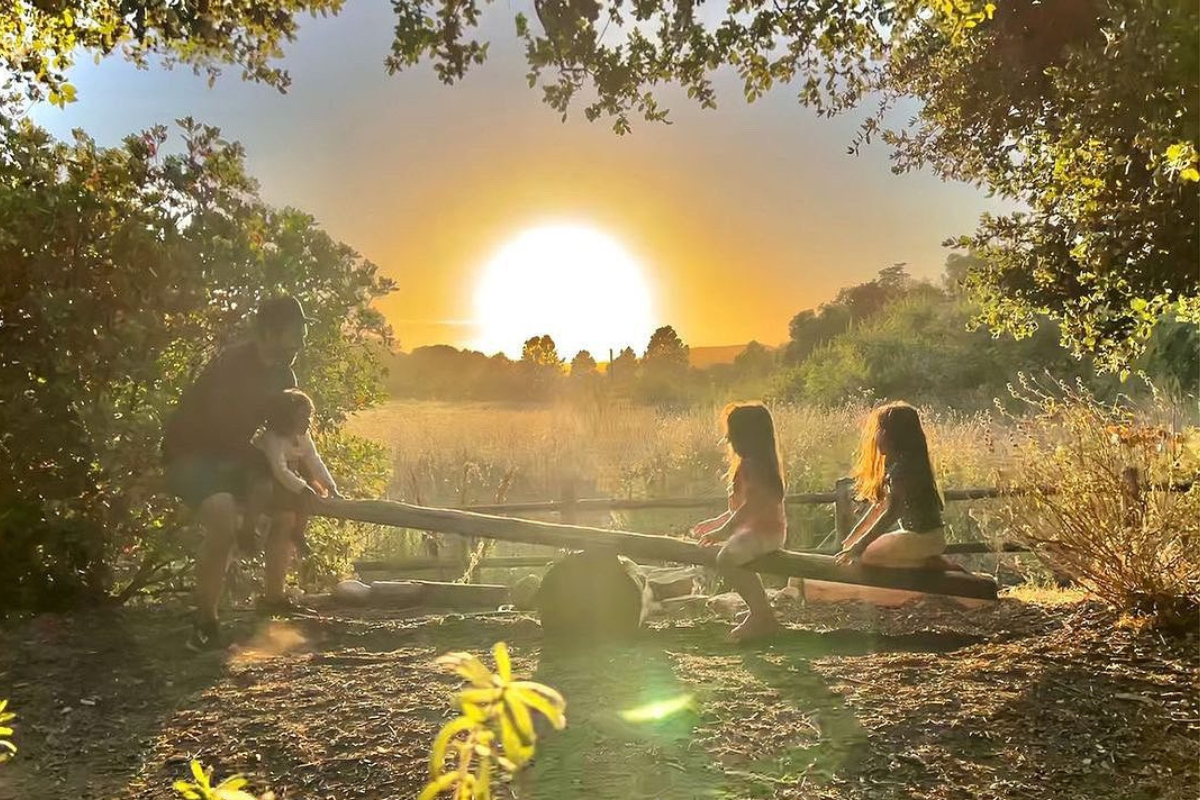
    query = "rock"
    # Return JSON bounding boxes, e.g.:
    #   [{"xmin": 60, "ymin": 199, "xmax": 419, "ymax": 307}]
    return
[
  {"xmin": 332, "ymin": 579, "xmax": 372, "ymax": 605},
  {"xmin": 511, "ymin": 574, "xmax": 542, "ymax": 610},
  {"xmin": 706, "ymin": 592, "xmax": 747, "ymax": 620},
  {"xmin": 536, "ymin": 551, "xmax": 652, "ymax": 640},
  {"xmin": 641, "ymin": 565, "xmax": 702, "ymax": 601}
]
